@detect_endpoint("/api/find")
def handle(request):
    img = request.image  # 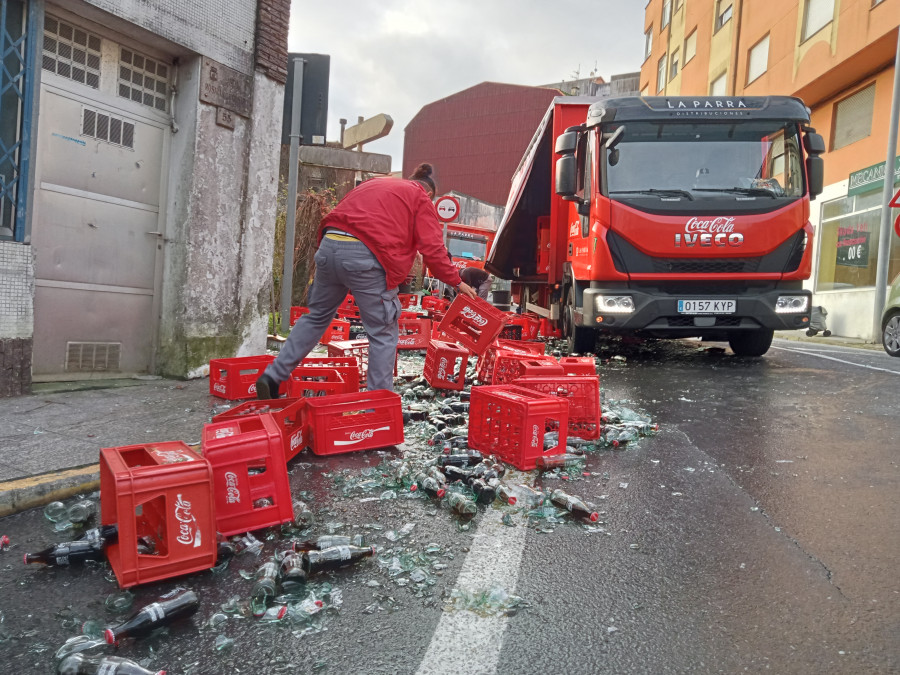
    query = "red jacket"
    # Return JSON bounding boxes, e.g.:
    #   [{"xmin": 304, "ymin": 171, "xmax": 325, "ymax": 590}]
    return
[{"xmin": 318, "ymin": 178, "xmax": 463, "ymax": 290}]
